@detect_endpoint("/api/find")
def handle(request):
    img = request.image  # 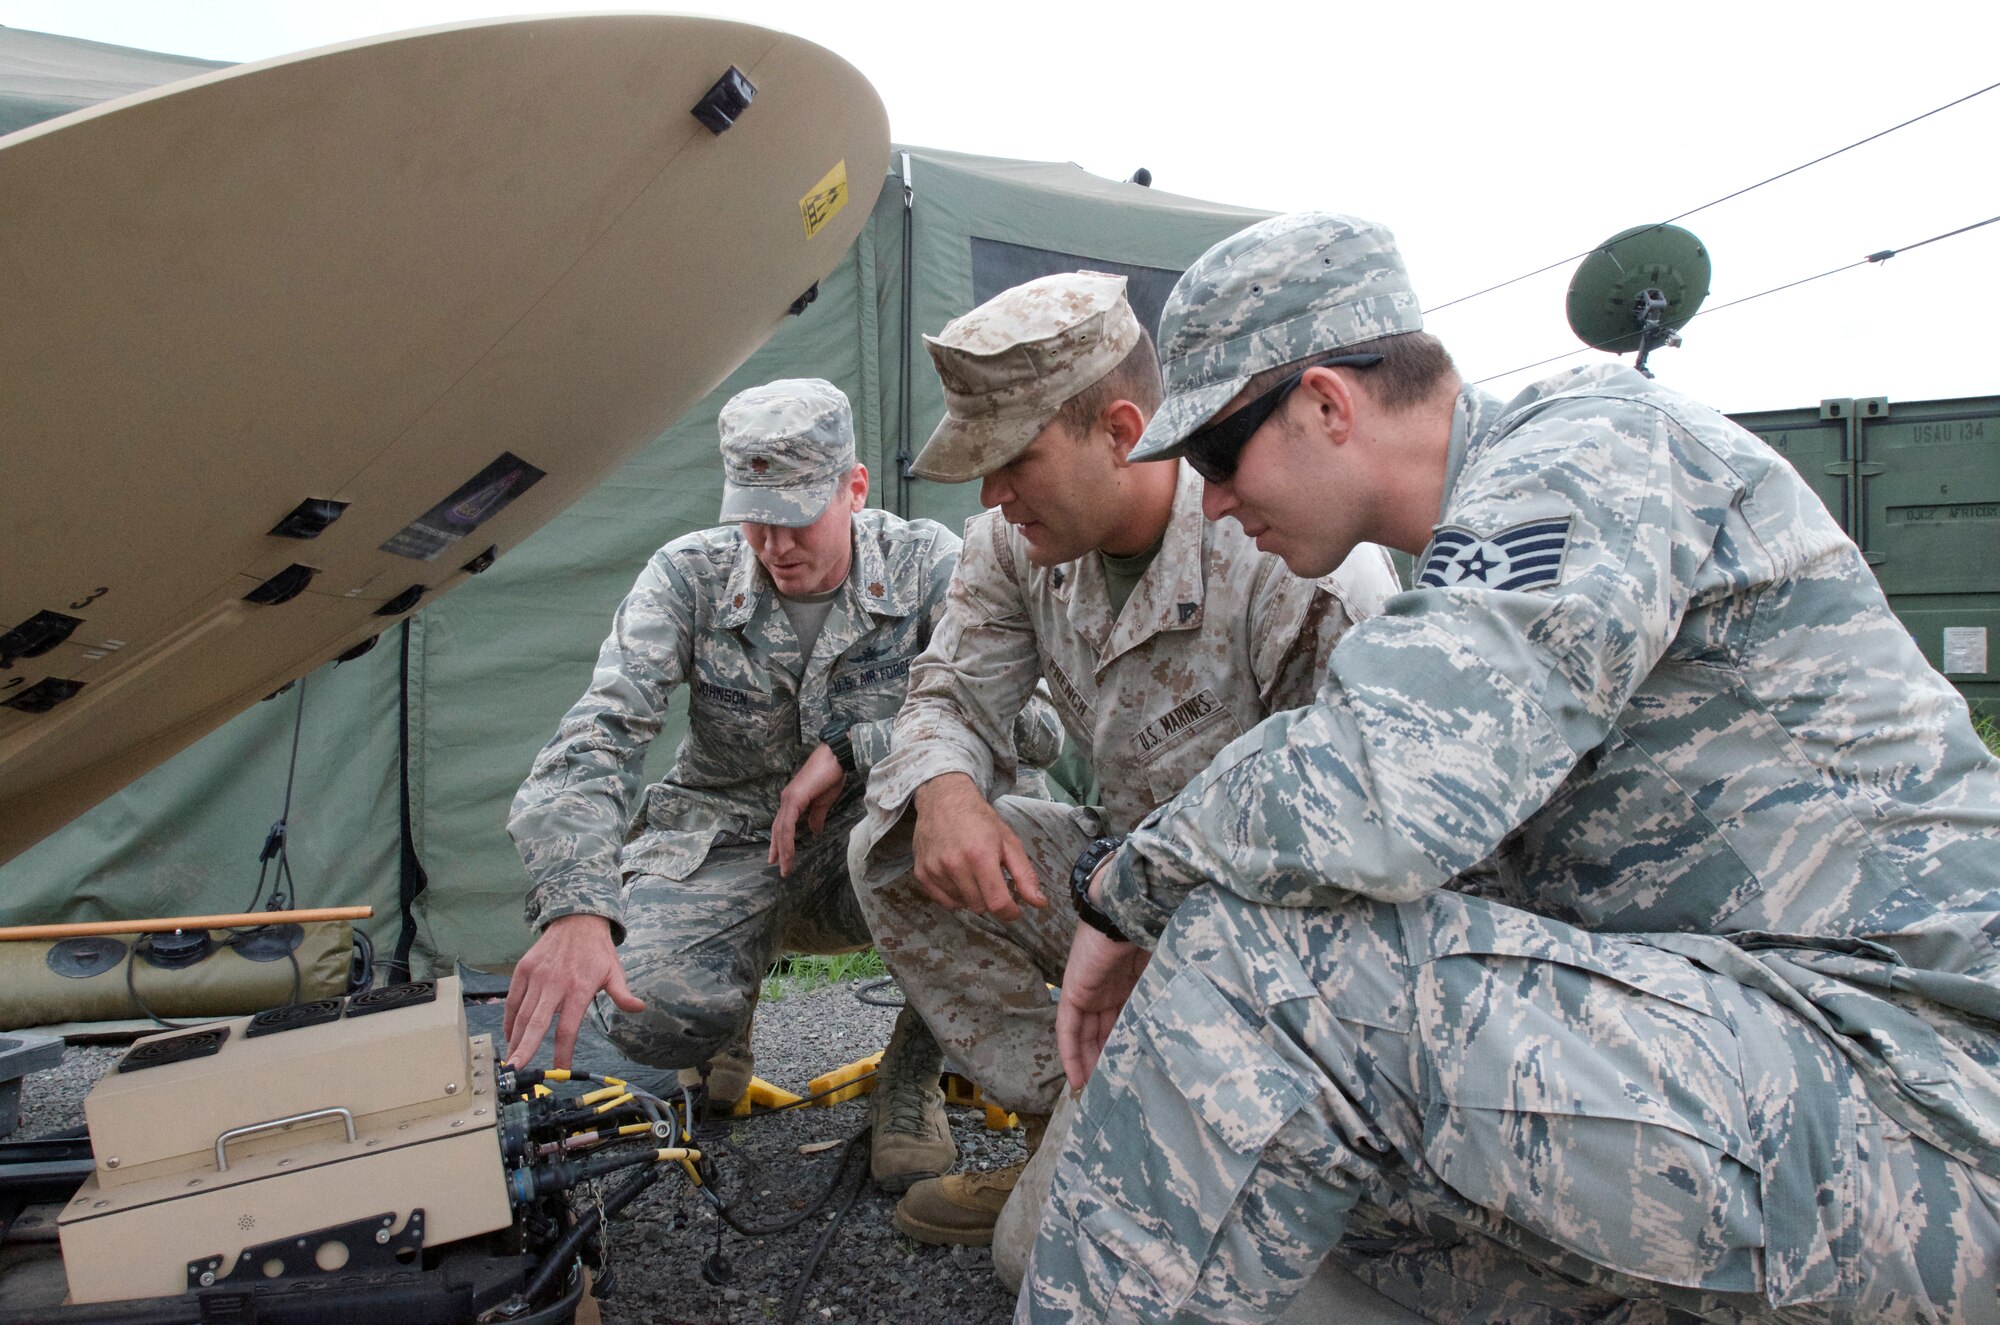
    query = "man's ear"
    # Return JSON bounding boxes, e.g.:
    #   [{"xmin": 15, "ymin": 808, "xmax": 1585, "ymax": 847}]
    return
[
  {"xmin": 1102, "ymin": 400, "xmax": 1149, "ymax": 465},
  {"xmin": 1296, "ymin": 365, "xmax": 1358, "ymax": 446},
  {"xmin": 847, "ymin": 462, "xmax": 871, "ymax": 509}
]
